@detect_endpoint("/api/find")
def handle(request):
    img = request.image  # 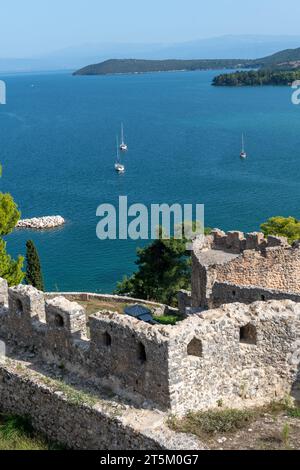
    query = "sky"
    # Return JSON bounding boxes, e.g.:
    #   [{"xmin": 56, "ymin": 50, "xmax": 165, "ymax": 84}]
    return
[{"xmin": 1, "ymin": 0, "xmax": 300, "ymax": 57}]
